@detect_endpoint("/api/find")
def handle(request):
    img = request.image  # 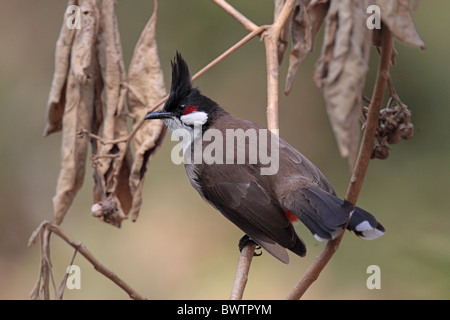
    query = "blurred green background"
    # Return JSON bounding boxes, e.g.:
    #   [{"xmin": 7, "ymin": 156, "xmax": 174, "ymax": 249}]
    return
[{"xmin": 0, "ymin": 0, "xmax": 448, "ymax": 300}]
